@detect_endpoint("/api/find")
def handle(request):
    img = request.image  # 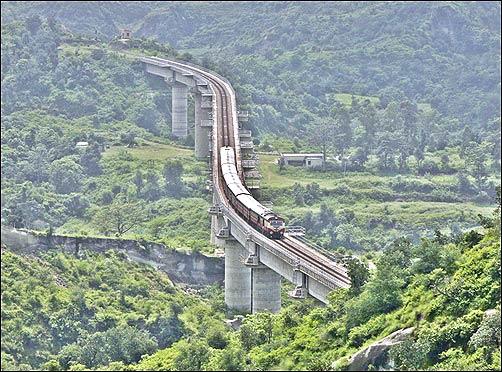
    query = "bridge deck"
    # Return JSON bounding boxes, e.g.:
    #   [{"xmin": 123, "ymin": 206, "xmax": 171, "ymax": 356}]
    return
[{"xmin": 140, "ymin": 56, "xmax": 351, "ymax": 299}]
